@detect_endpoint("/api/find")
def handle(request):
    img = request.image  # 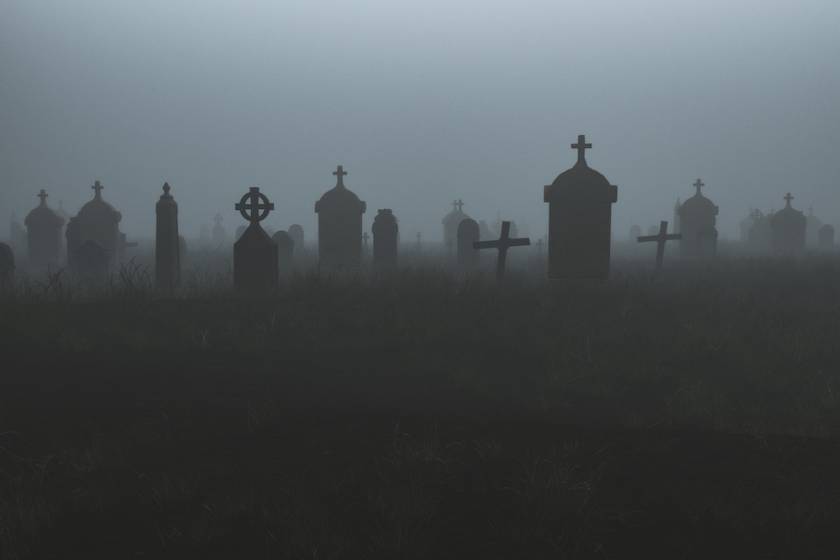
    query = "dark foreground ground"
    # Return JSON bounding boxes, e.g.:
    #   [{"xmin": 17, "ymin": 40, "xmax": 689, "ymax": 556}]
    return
[{"xmin": 3, "ymin": 258, "xmax": 840, "ymax": 559}]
